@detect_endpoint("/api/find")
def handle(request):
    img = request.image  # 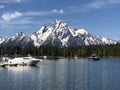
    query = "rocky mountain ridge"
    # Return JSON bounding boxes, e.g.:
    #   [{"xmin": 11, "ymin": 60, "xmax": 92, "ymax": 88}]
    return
[{"xmin": 0, "ymin": 20, "xmax": 118, "ymax": 47}]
